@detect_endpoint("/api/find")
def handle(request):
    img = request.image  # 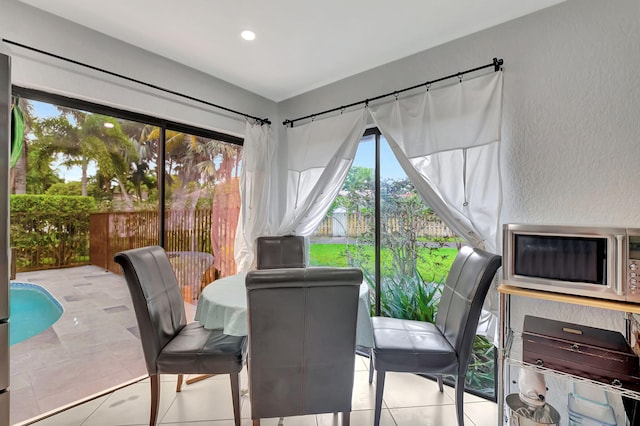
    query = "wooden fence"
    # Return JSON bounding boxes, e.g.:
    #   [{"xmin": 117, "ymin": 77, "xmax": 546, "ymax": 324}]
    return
[
  {"xmin": 14, "ymin": 208, "xmax": 455, "ymax": 301},
  {"xmin": 90, "ymin": 210, "xmax": 216, "ymax": 303},
  {"xmin": 311, "ymin": 215, "xmax": 456, "ymax": 239}
]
